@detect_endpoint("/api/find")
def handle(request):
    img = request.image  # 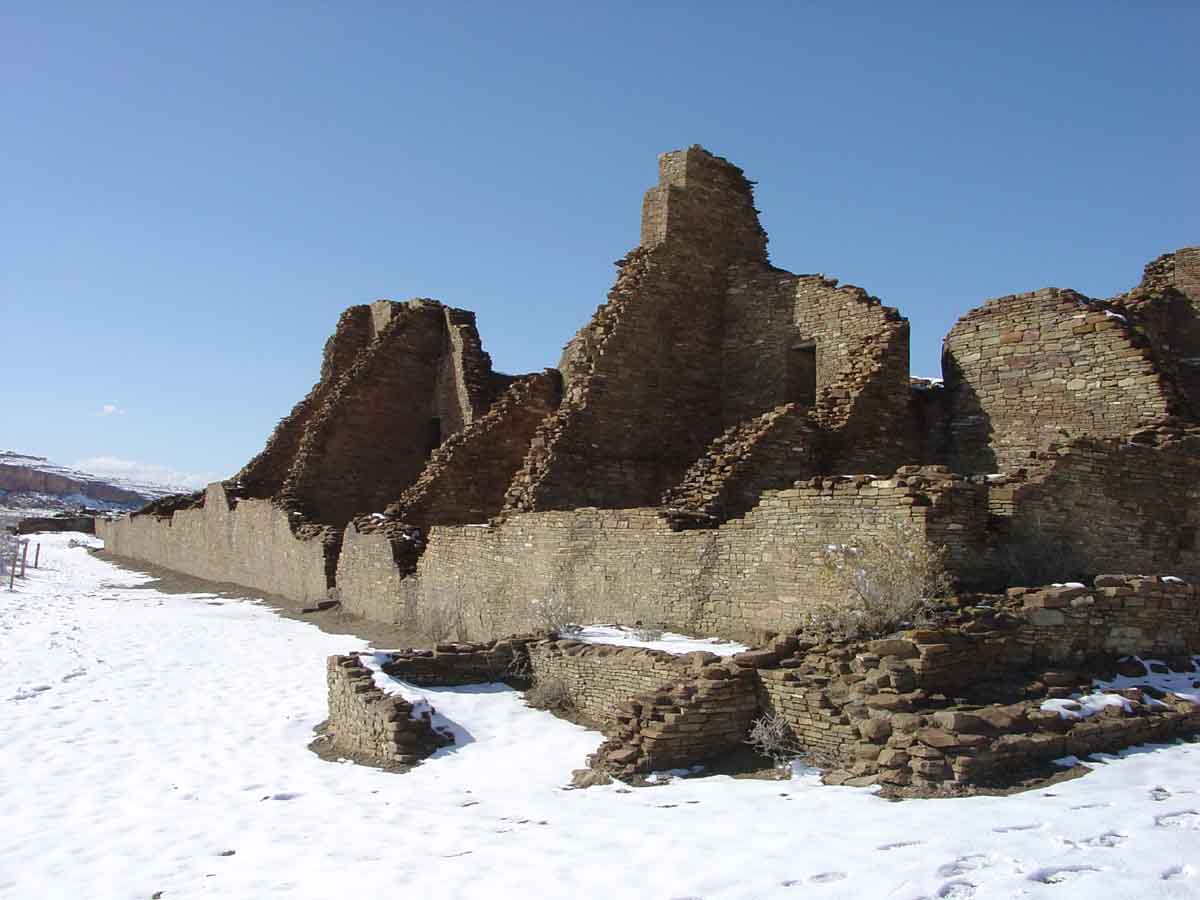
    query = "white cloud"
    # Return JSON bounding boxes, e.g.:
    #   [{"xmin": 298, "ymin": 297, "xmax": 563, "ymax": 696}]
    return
[
  {"xmin": 74, "ymin": 456, "xmax": 223, "ymax": 491},
  {"xmin": 98, "ymin": 404, "xmax": 126, "ymax": 417}
]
